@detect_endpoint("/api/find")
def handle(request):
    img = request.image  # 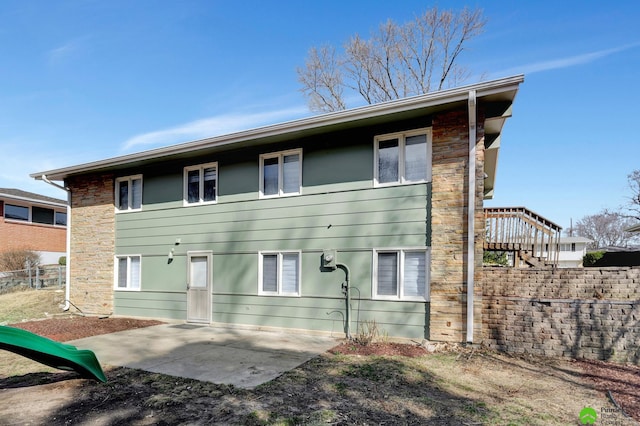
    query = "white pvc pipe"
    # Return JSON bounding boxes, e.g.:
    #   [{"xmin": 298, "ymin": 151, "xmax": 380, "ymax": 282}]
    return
[{"xmin": 466, "ymin": 91, "xmax": 477, "ymax": 343}]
